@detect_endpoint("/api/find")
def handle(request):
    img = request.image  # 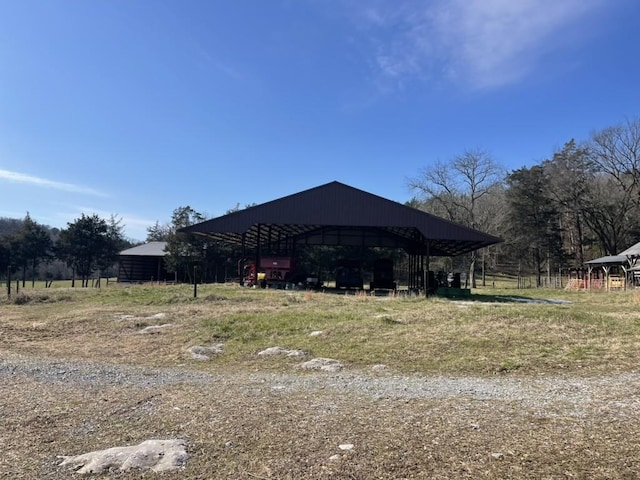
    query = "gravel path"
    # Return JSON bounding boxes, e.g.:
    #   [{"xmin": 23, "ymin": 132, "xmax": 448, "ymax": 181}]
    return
[
  {"xmin": 0, "ymin": 355, "xmax": 213, "ymax": 388},
  {"xmin": 3, "ymin": 354, "xmax": 640, "ymax": 420}
]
